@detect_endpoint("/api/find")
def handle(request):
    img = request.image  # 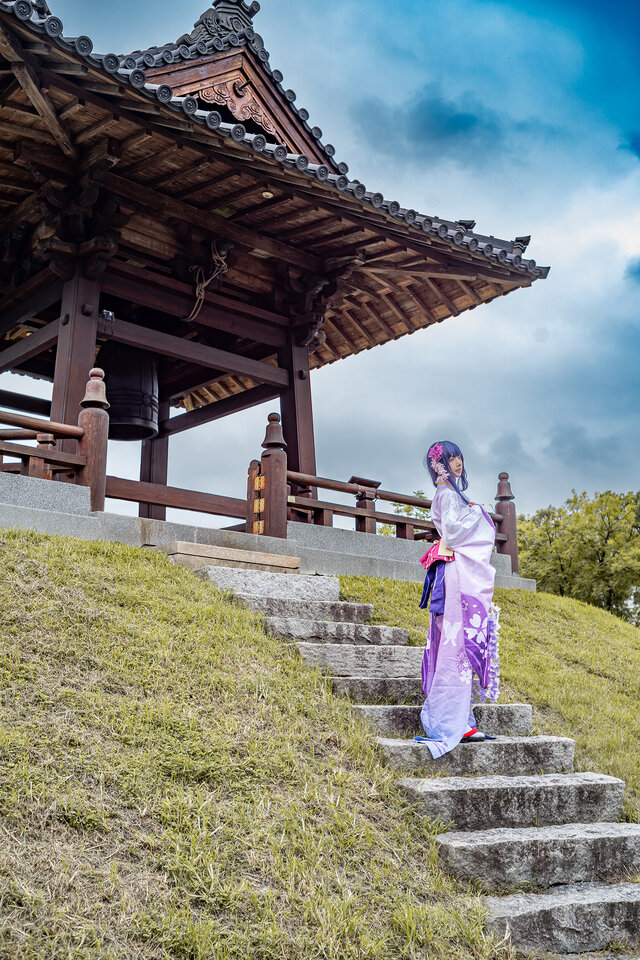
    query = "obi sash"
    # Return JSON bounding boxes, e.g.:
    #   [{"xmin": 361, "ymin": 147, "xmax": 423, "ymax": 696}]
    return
[{"xmin": 418, "ymin": 540, "xmax": 454, "ymax": 616}]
